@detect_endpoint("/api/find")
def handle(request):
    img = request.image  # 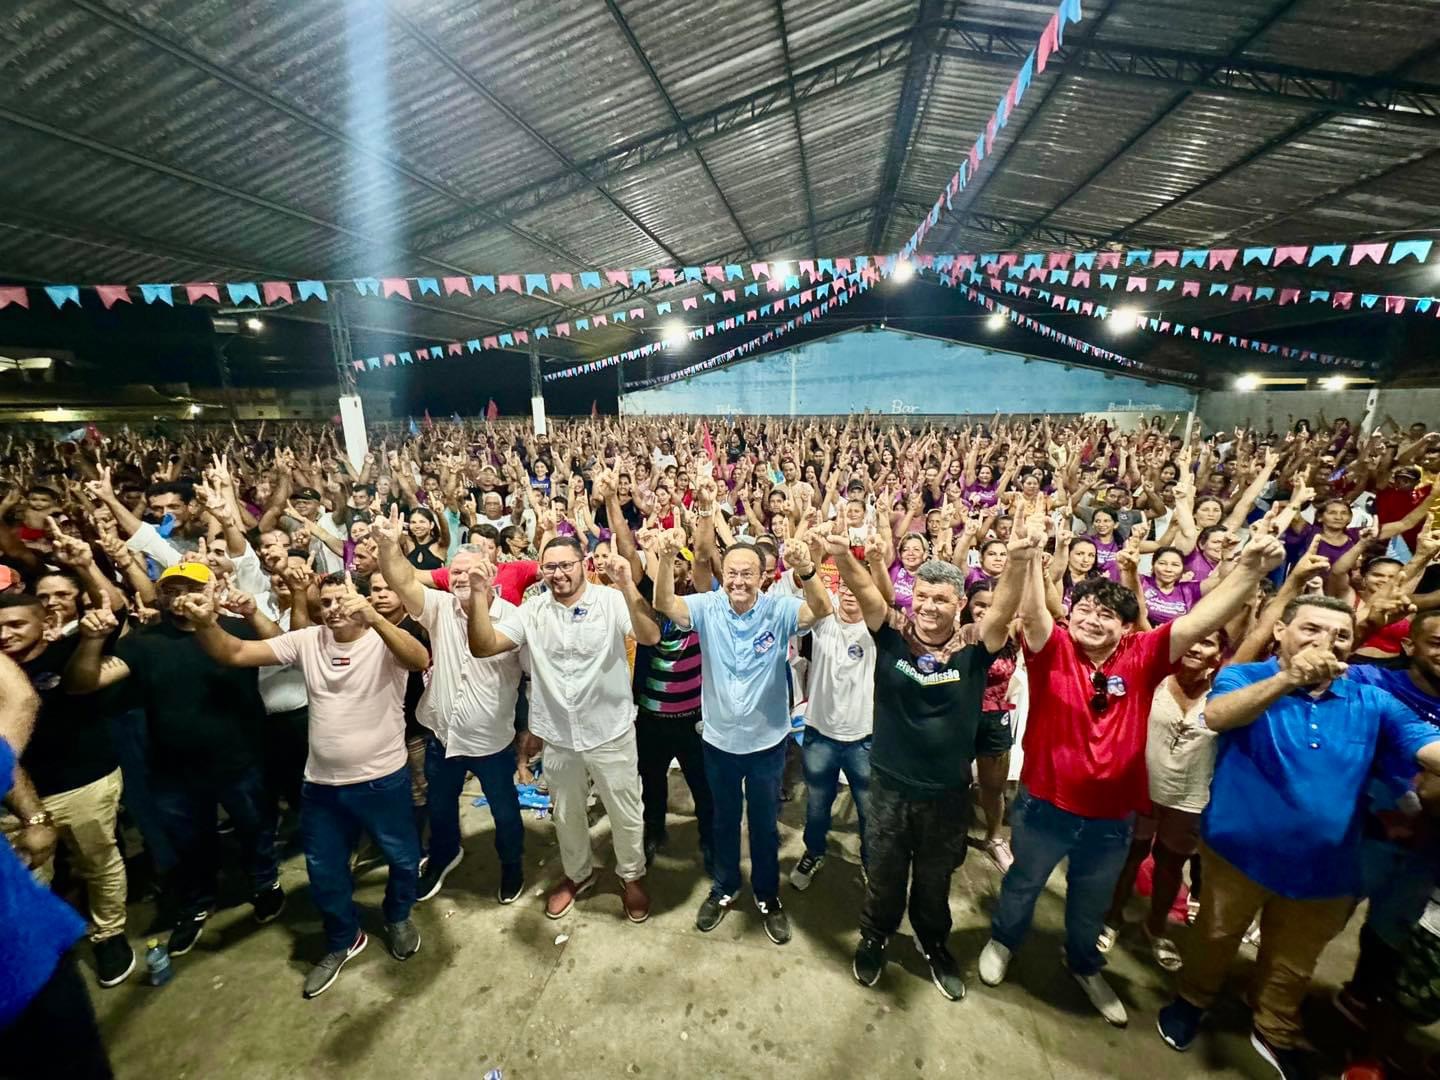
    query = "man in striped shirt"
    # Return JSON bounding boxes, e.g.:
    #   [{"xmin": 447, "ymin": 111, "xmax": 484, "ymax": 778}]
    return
[{"xmin": 633, "ymin": 546, "xmax": 713, "ymax": 873}]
